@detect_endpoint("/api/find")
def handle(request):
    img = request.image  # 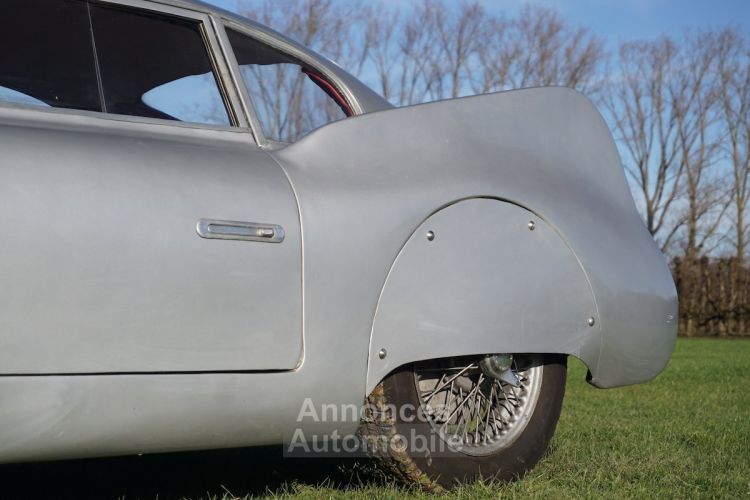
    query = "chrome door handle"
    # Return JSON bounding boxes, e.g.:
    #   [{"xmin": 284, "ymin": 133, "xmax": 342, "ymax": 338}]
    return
[{"xmin": 196, "ymin": 219, "xmax": 285, "ymax": 243}]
